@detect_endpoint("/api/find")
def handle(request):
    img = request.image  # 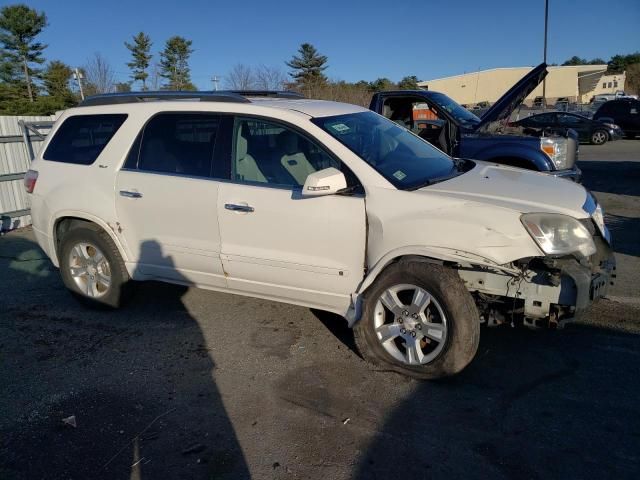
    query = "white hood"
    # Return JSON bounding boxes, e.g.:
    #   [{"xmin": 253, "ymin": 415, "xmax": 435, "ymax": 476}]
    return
[{"xmin": 424, "ymin": 161, "xmax": 589, "ymax": 218}]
